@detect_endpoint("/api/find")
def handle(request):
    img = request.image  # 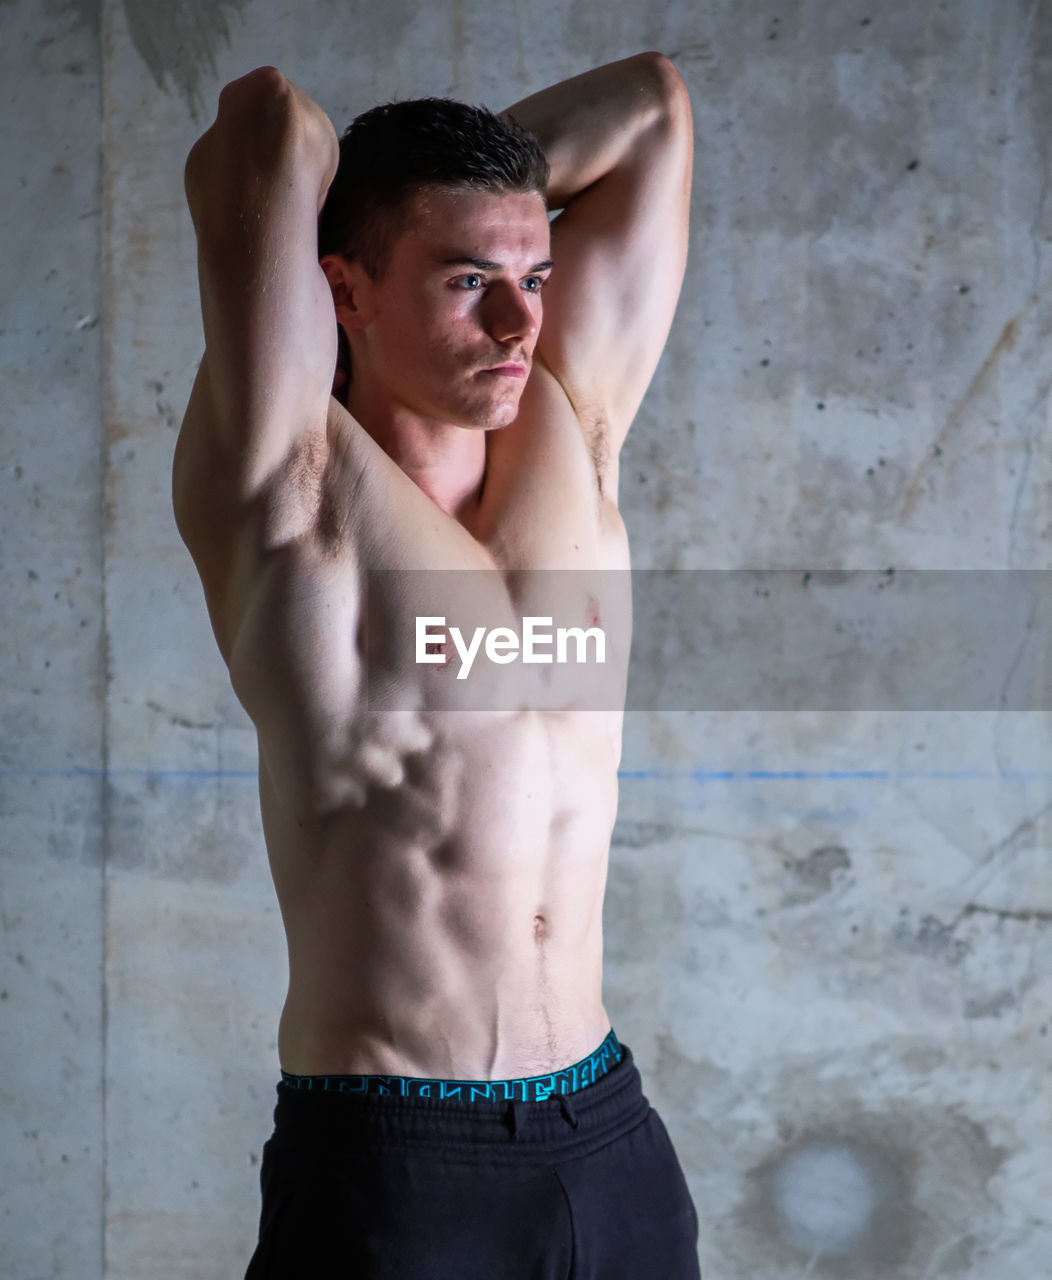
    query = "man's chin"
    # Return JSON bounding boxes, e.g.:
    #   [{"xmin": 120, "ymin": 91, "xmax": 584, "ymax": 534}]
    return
[
  {"xmin": 479, "ymin": 407, "xmax": 520, "ymax": 432},
  {"xmin": 456, "ymin": 392, "xmax": 523, "ymax": 432}
]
